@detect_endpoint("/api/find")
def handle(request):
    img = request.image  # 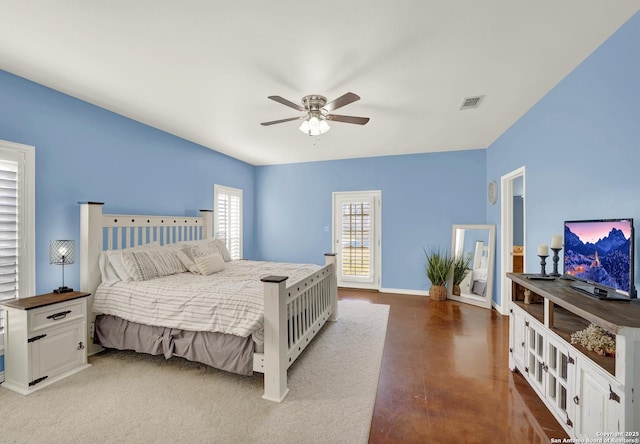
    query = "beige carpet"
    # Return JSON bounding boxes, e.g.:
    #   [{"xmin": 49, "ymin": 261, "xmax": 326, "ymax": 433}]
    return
[{"xmin": 0, "ymin": 300, "xmax": 389, "ymax": 444}]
